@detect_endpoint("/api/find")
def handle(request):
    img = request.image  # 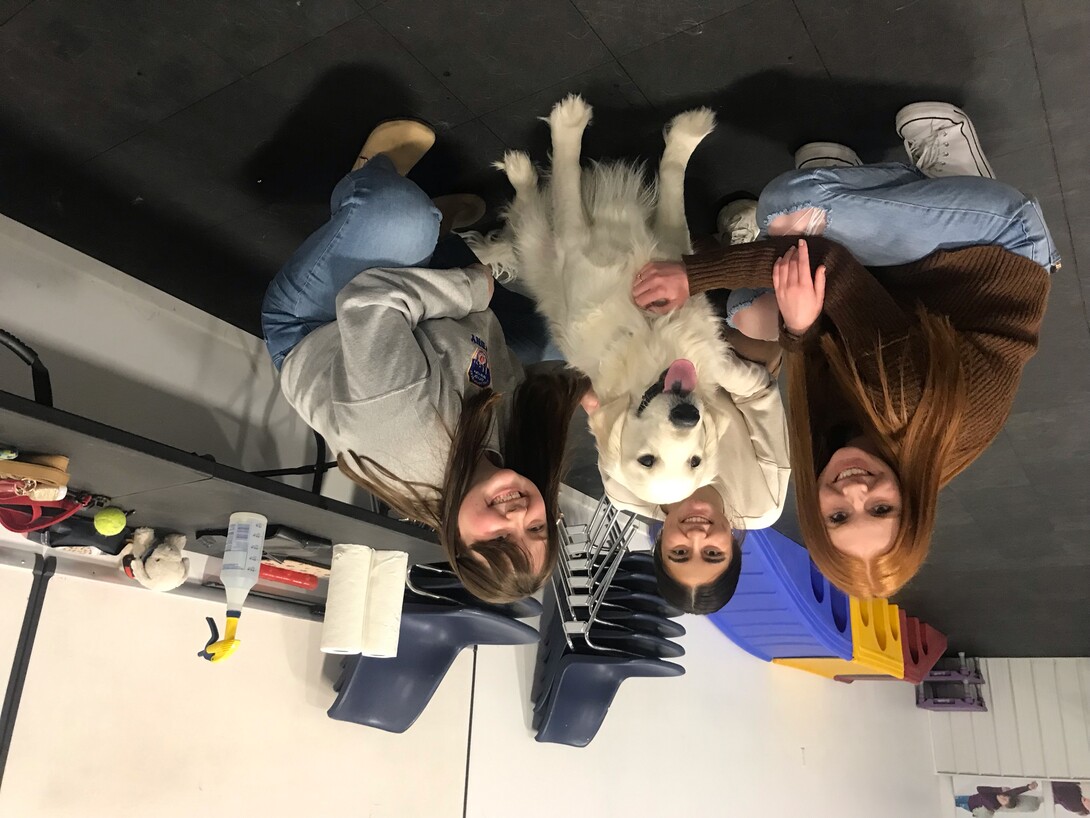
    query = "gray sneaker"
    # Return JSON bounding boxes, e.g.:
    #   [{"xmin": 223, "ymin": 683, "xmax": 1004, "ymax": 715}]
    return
[
  {"xmin": 716, "ymin": 199, "xmax": 759, "ymax": 245},
  {"xmin": 794, "ymin": 142, "xmax": 863, "ymax": 170},
  {"xmin": 896, "ymin": 102, "xmax": 995, "ymax": 179}
]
